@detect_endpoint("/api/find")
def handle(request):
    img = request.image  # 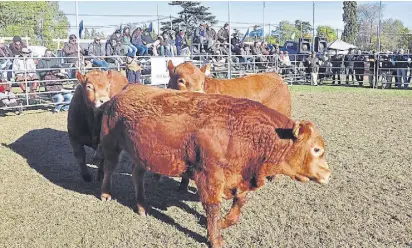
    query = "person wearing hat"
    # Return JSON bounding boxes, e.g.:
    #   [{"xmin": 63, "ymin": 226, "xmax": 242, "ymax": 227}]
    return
[
  {"xmin": 175, "ymin": 29, "xmax": 189, "ymax": 56},
  {"xmin": 9, "ymin": 36, "xmax": 27, "ymax": 57},
  {"xmin": 88, "ymin": 36, "xmax": 110, "ymax": 71},
  {"xmin": 63, "ymin": 34, "xmax": 85, "ymax": 65},
  {"xmin": 12, "ymin": 47, "xmax": 39, "ymax": 96}
]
